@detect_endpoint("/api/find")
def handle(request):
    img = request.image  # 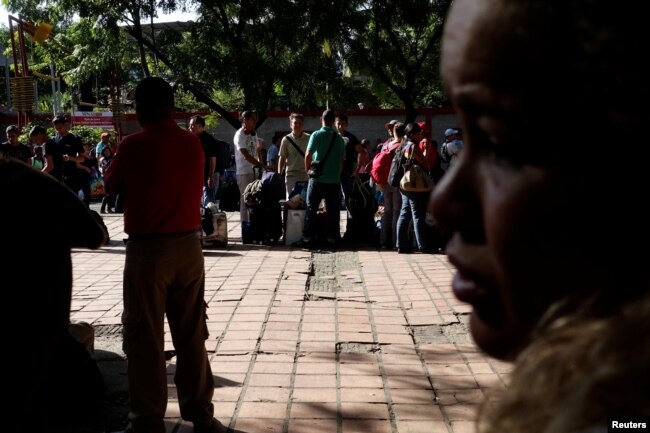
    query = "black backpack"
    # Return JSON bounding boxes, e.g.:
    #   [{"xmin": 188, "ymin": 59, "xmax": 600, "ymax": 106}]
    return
[
  {"xmin": 439, "ymin": 141, "xmax": 452, "ymax": 164},
  {"xmin": 215, "ymin": 139, "xmax": 233, "ymax": 174},
  {"xmin": 388, "ymin": 142, "xmax": 407, "ymax": 188}
]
